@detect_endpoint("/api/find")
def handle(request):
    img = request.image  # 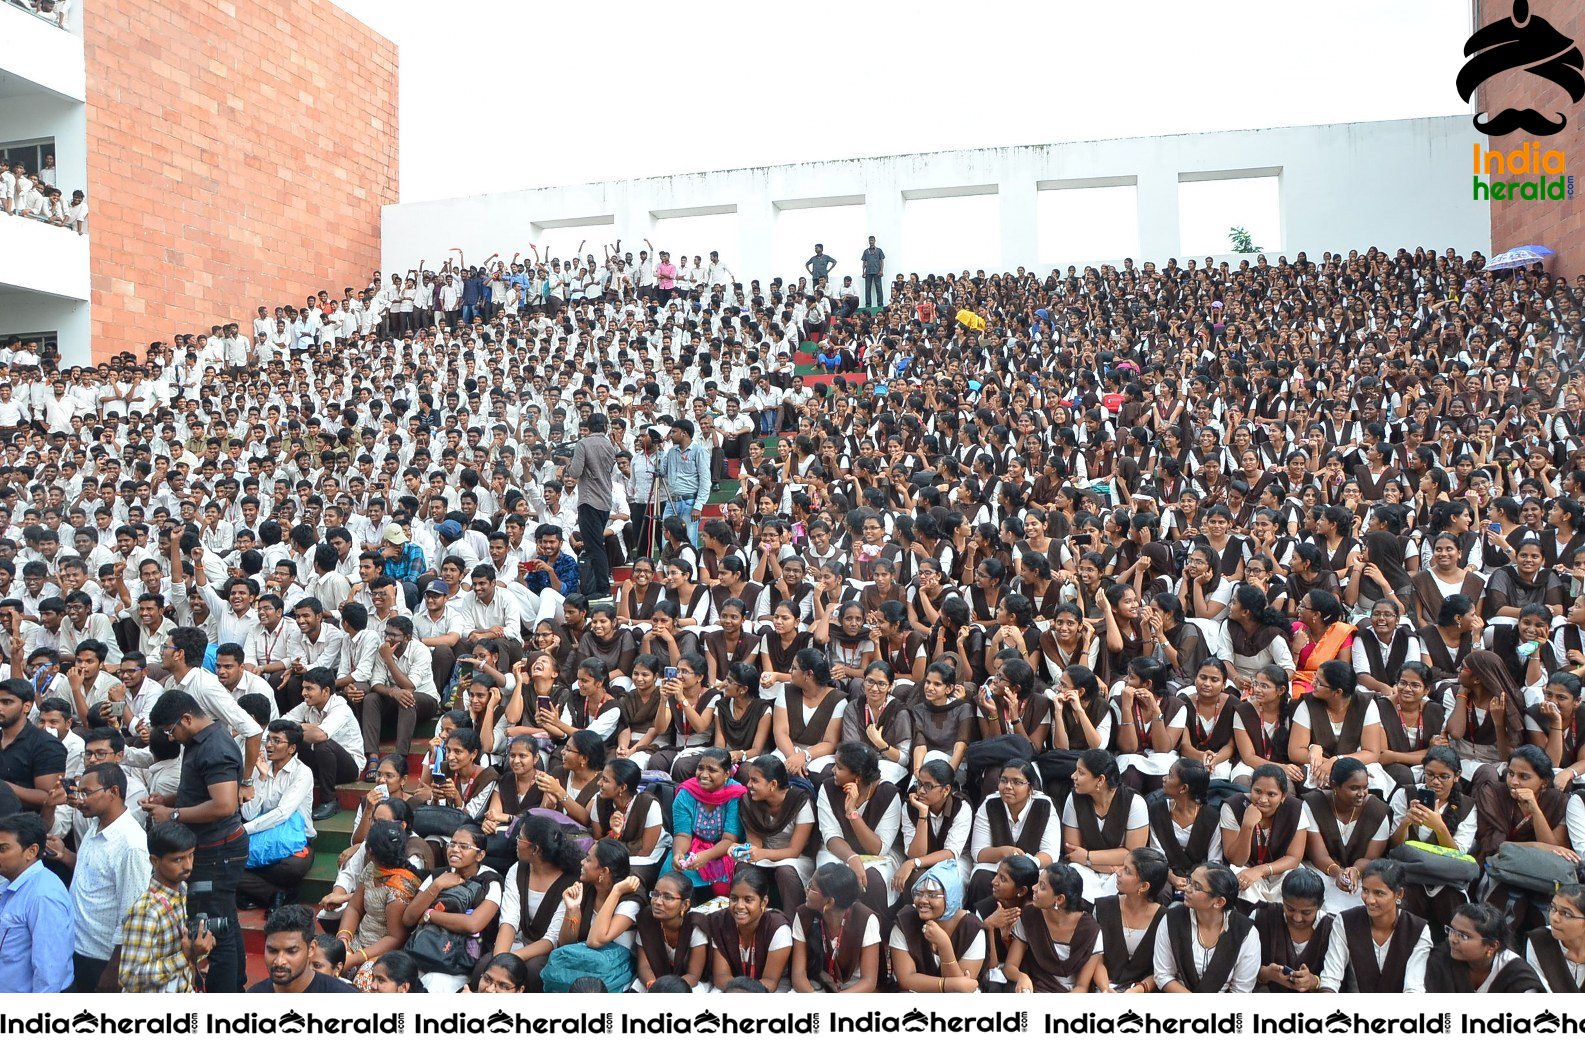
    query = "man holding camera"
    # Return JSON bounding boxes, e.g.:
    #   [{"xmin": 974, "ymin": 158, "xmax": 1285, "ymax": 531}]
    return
[{"xmin": 140, "ymin": 689, "xmax": 247, "ymax": 992}]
